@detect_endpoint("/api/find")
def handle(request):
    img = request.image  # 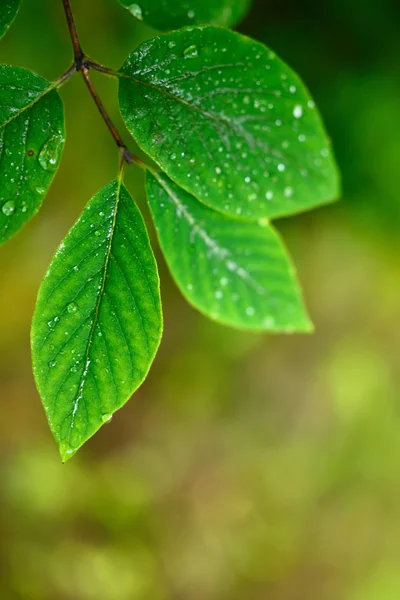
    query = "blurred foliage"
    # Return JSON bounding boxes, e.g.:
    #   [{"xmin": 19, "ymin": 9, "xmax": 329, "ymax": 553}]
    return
[{"xmin": 0, "ymin": 0, "xmax": 400, "ymax": 598}]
